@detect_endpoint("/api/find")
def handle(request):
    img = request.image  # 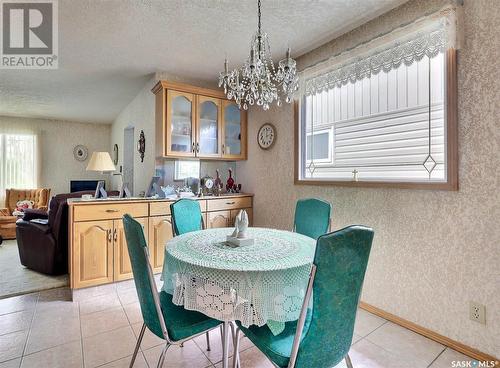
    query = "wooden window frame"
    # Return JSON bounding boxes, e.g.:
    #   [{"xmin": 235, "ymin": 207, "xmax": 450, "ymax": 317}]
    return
[{"xmin": 294, "ymin": 48, "xmax": 458, "ymax": 191}]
